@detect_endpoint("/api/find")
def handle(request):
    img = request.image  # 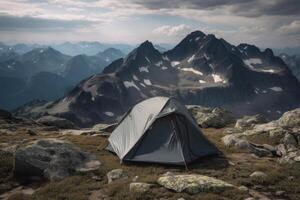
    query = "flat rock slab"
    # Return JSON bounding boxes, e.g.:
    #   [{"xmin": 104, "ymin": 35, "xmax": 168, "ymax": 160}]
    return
[{"xmin": 157, "ymin": 173, "xmax": 234, "ymax": 194}]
